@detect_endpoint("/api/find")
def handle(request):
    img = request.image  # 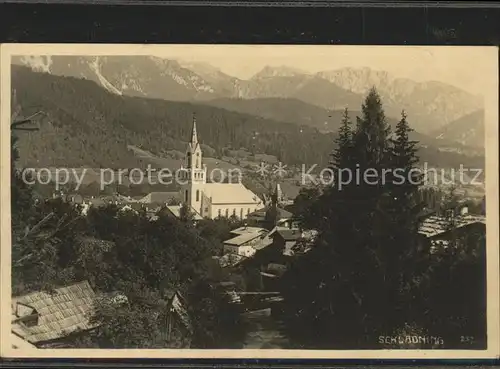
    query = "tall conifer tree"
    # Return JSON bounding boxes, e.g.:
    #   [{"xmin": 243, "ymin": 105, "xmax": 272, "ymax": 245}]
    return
[
  {"xmin": 330, "ymin": 107, "xmax": 353, "ymax": 171},
  {"xmin": 383, "ymin": 110, "xmax": 425, "ymax": 330},
  {"xmin": 281, "ymin": 88, "xmax": 398, "ymax": 348}
]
